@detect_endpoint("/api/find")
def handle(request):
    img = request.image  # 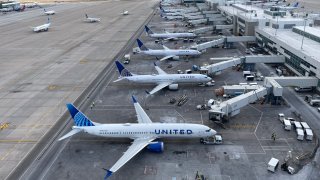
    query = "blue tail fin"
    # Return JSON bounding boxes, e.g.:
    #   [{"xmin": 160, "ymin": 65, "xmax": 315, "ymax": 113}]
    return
[
  {"xmin": 145, "ymin": 25, "xmax": 153, "ymax": 34},
  {"xmin": 136, "ymin": 39, "xmax": 148, "ymax": 51},
  {"xmin": 115, "ymin": 61, "xmax": 133, "ymax": 77},
  {"xmin": 66, "ymin": 103, "xmax": 95, "ymax": 126}
]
